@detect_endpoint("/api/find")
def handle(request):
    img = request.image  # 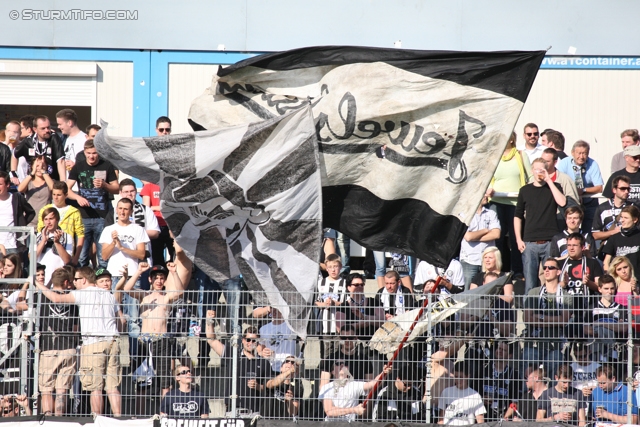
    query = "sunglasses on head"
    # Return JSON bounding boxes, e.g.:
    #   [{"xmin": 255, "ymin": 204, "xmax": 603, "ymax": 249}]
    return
[{"xmin": 526, "ymin": 132, "xmax": 539, "ymax": 137}]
